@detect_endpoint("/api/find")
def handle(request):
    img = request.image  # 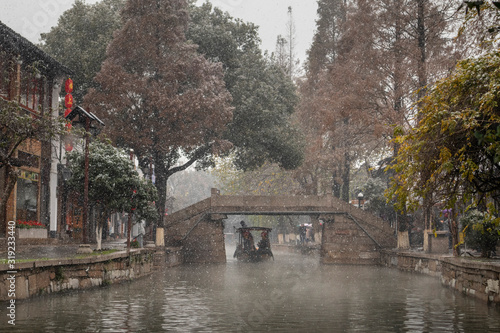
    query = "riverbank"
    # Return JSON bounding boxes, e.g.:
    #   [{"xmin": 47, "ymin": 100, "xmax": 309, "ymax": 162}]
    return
[
  {"xmin": 381, "ymin": 250, "xmax": 500, "ymax": 305},
  {"xmin": 0, "ymin": 246, "xmax": 183, "ymax": 301}
]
